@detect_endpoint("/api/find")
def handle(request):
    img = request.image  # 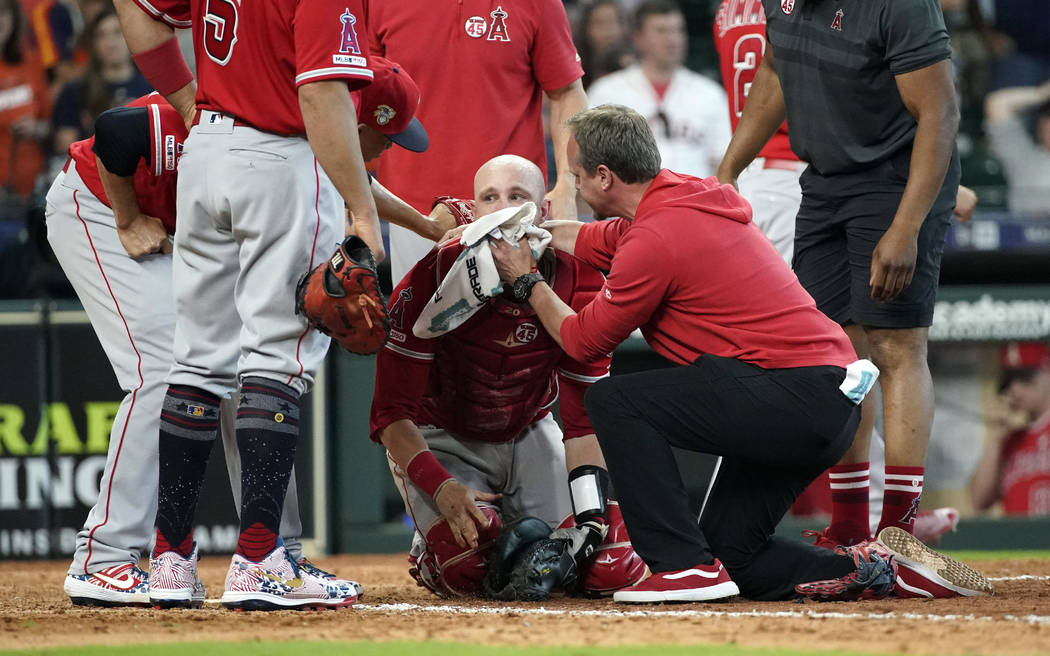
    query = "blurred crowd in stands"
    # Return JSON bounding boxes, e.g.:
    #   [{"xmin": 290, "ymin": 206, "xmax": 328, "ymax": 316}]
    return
[{"xmin": 0, "ymin": 0, "xmax": 1047, "ymax": 519}]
